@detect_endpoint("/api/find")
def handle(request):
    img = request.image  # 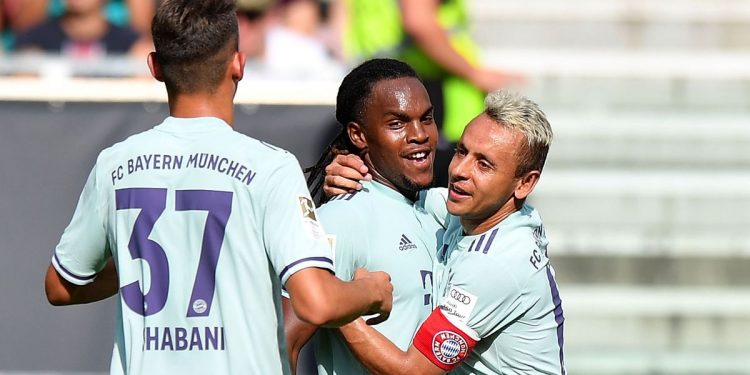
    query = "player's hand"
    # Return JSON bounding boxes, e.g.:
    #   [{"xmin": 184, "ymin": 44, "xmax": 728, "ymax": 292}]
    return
[
  {"xmin": 468, "ymin": 67, "xmax": 525, "ymax": 93},
  {"xmin": 353, "ymin": 268, "xmax": 393, "ymax": 325},
  {"xmin": 323, "ymin": 154, "xmax": 371, "ymax": 198}
]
